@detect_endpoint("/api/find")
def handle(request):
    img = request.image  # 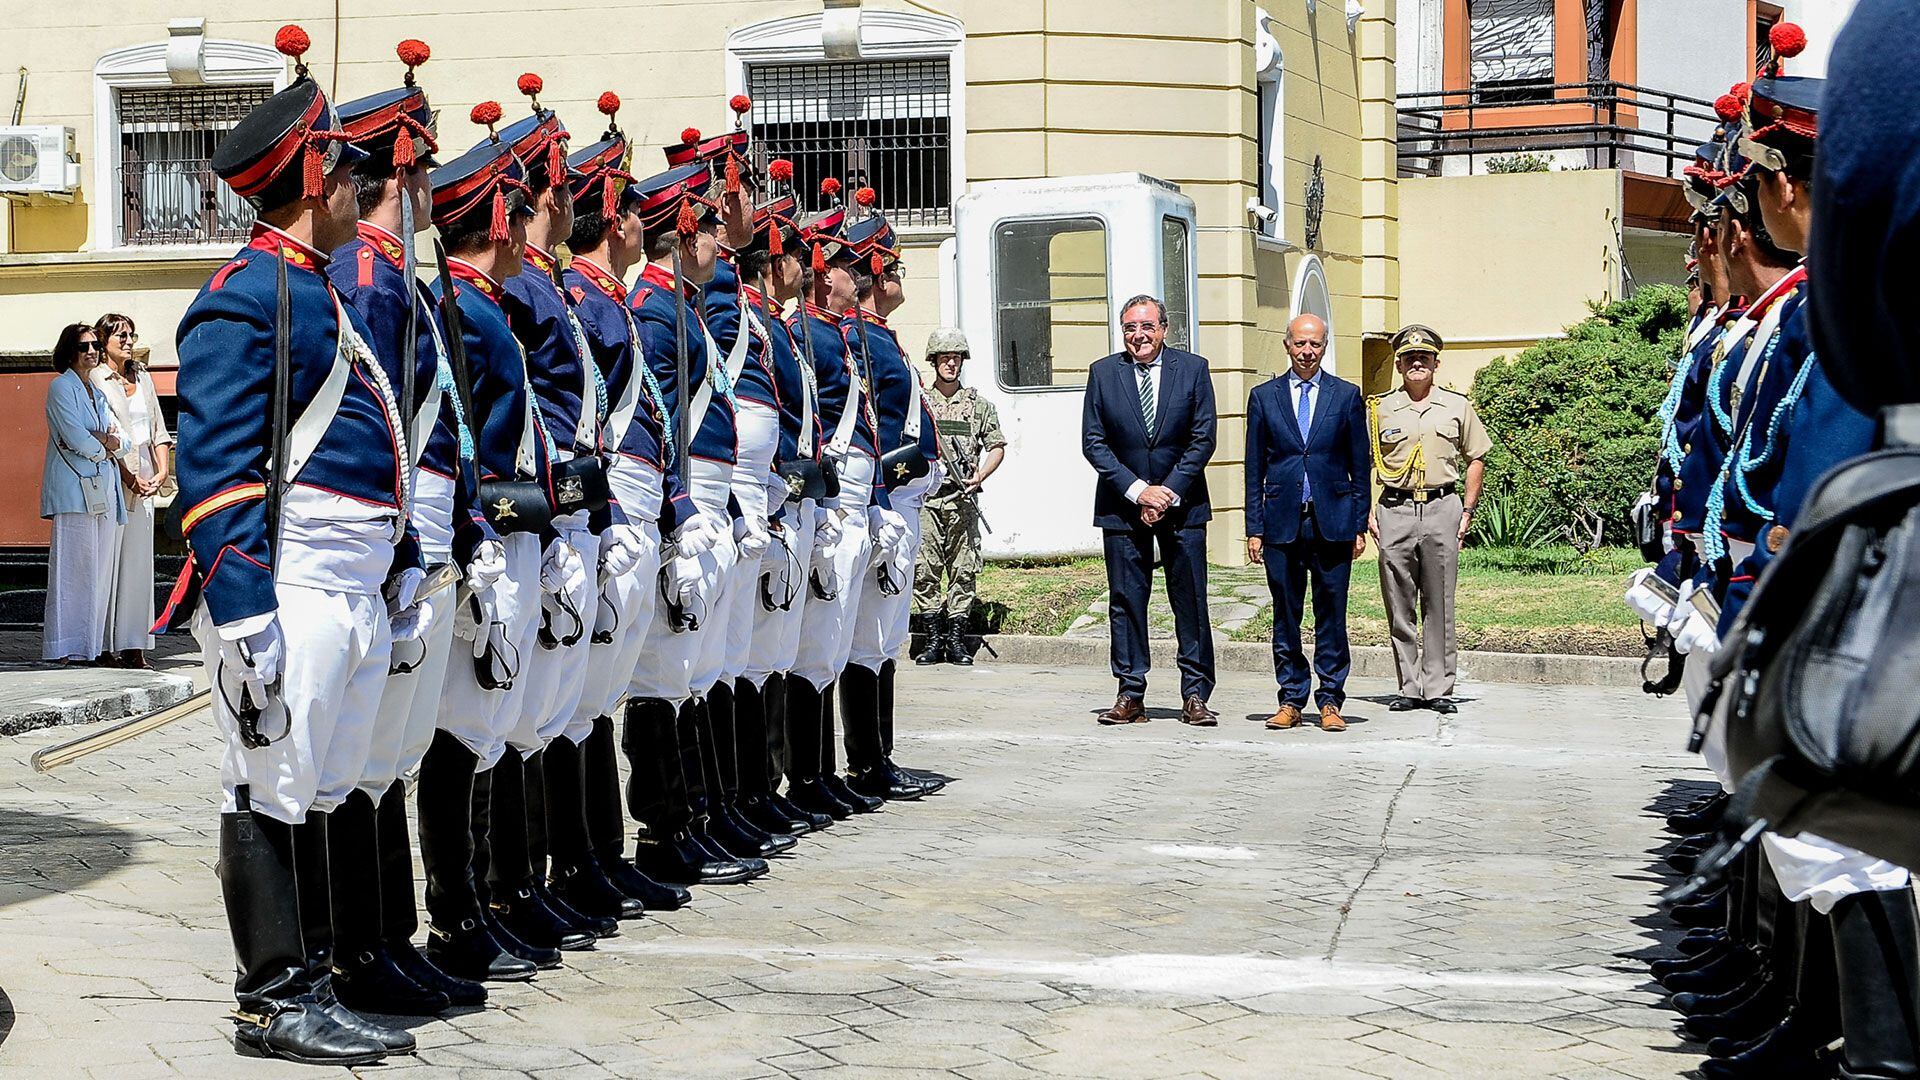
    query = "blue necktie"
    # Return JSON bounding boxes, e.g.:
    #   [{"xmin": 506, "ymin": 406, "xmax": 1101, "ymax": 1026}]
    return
[{"xmin": 1295, "ymin": 378, "xmax": 1313, "ymax": 504}]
